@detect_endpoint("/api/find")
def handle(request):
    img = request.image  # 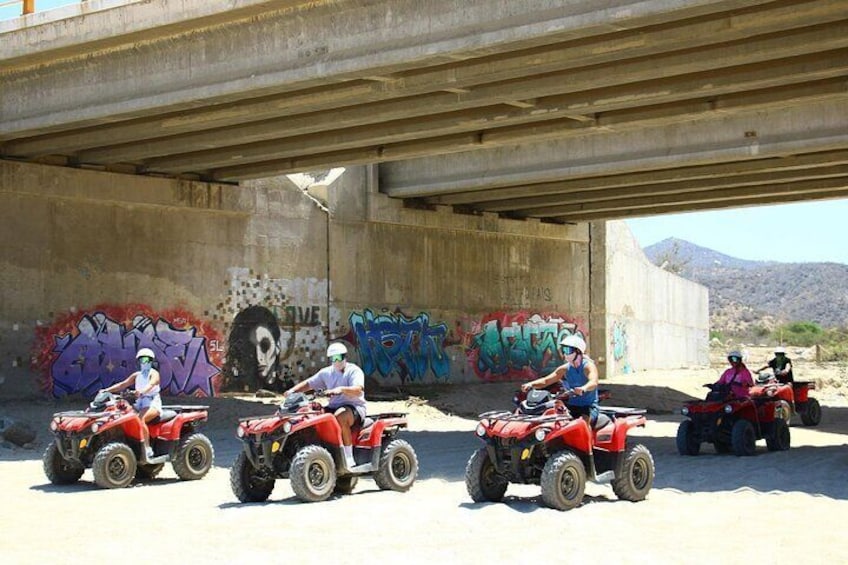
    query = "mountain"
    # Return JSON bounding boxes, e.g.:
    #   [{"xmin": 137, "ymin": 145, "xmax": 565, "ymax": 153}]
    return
[{"xmin": 643, "ymin": 238, "xmax": 848, "ymax": 330}]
